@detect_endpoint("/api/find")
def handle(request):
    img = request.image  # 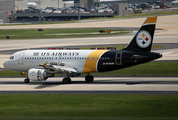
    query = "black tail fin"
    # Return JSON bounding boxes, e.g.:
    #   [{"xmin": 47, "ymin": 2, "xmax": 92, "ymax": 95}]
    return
[{"xmin": 123, "ymin": 16, "xmax": 157, "ymax": 52}]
